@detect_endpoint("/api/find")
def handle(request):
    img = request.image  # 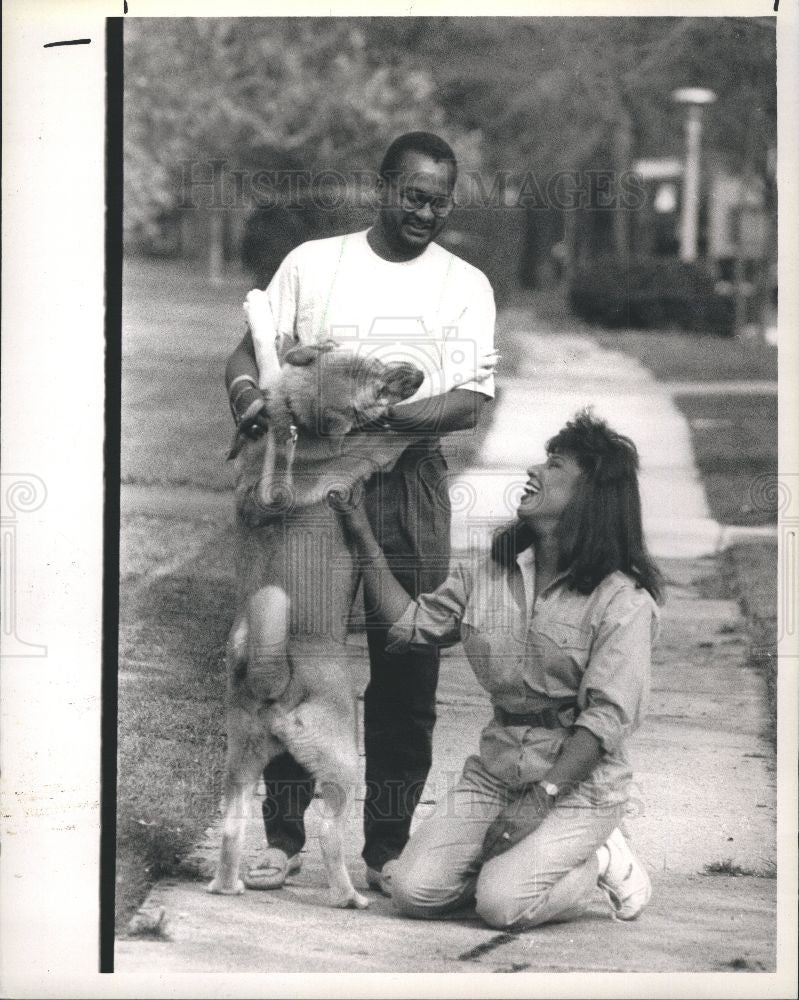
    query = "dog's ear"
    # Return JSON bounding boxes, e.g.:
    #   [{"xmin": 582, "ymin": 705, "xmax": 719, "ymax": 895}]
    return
[{"xmin": 283, "ymin": 340, "xmax": 337, "ymax": 367}]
